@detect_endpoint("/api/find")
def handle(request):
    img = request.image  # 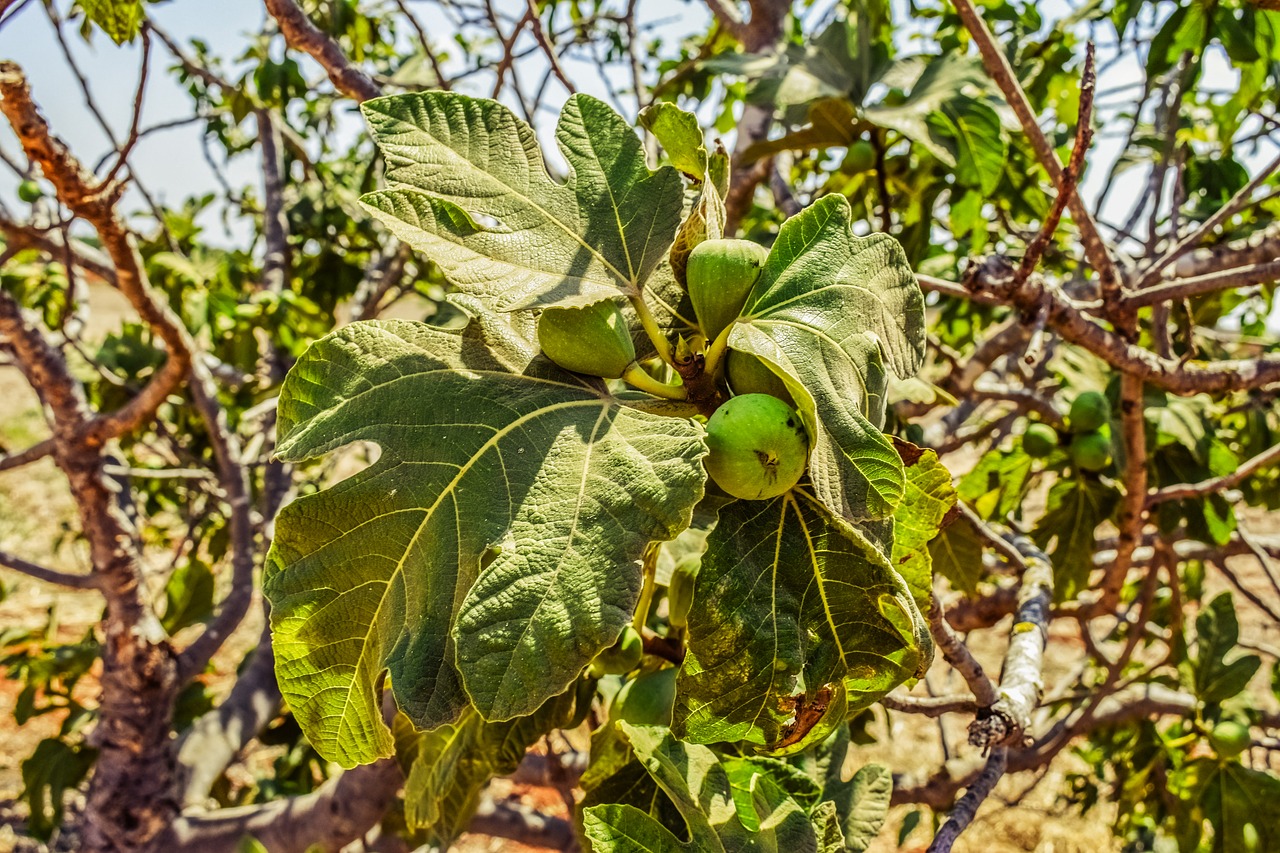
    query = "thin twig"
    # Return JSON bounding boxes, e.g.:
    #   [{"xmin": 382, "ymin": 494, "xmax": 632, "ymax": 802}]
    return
[
  {"xmin": 0, "ymin": 549, "xmax": 98, "ymax": 589},
  {"xmin": 263, "ymin": 0, "xmax": 382, "ymax": 102},
  {"xmin": 926, "ymin": 747, "xmax": 1008, "ymax": 853},
  {"xmin": 101, "ymin": 28, "xmax": 152, "ymax": 186},
  {"xmin": 1147, "ymin": 441, "xmax": 1280, "ymax": 507}
]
